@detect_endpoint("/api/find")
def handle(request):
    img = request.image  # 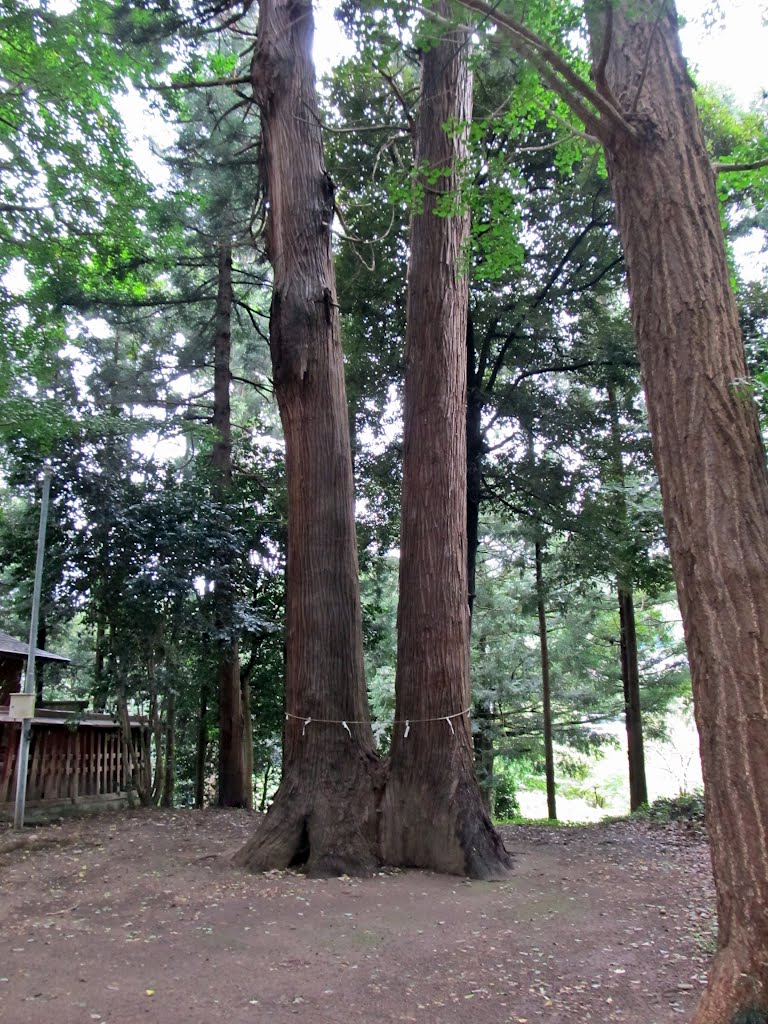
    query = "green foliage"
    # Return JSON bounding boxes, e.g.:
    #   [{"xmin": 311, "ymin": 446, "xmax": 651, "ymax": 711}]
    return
[
  {"xmin": 491, "ymin": 768, "xmax": 521, "ymax": 819},
  {"xmin": 642, "ymin": 790, "xmax": 706, "ymax": 825}
]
